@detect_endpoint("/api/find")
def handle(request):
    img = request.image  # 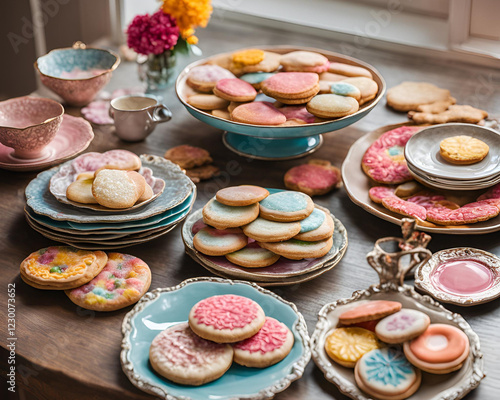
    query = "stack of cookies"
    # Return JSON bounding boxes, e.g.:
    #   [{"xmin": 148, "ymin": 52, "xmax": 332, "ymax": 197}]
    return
[
  {"xmin": 192, "ymin": 185, "xmax": 335, "ymax": 267},
  {"xmin": 324, "ymin": 300, "xmax": 470, "ymax": 399},
  {"xmin": 183, "ymin": 48, "xmax": 379, "ymax": 125},
  {"xmin": 20, "ymin": 246, "xmax": 152, "ymax": 311},
  {"xmin": 149, "ymin": 294, "xmax": 294, "ymax": 386}
]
